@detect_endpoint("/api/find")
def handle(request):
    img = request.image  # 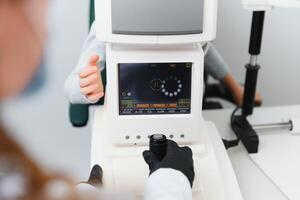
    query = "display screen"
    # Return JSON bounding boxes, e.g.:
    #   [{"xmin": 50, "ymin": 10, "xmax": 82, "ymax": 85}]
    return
[{"xmin": 118, "ymin": 63, "xmax": 192, "ymax": 115}]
